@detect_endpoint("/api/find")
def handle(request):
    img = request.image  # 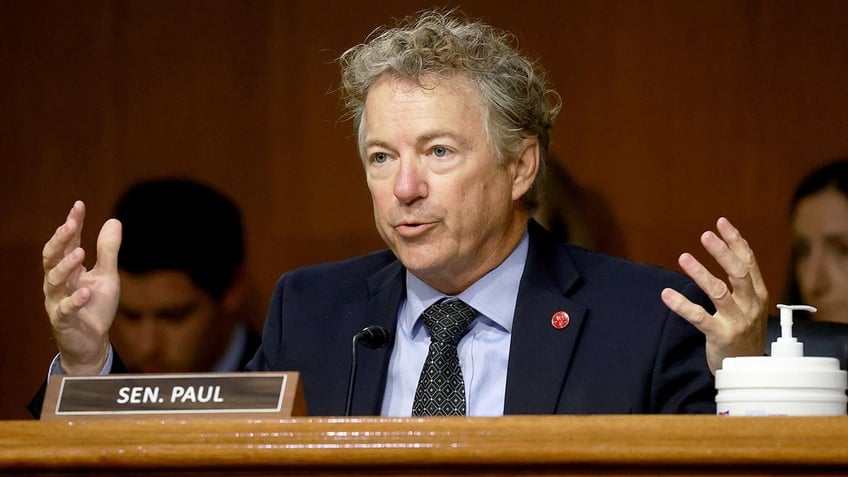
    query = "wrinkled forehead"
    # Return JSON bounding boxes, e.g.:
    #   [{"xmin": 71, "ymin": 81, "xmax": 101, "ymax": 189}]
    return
[{"xmin": 357, "ymin": 72, "xmax": 489, "ymax": 155}]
